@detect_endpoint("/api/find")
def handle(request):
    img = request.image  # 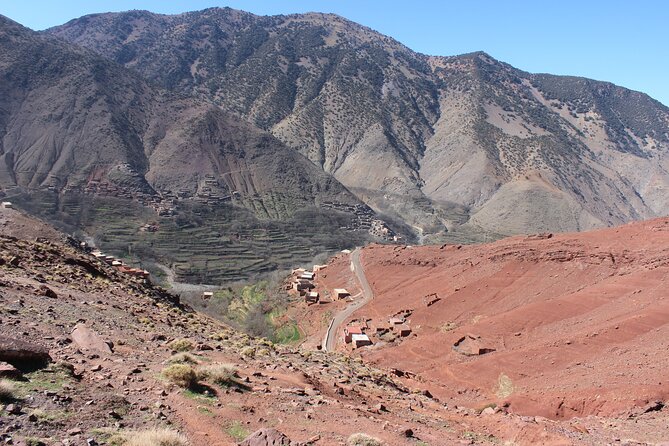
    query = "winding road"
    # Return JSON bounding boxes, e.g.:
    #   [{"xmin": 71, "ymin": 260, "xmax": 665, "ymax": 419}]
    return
[{"xmin": 322, "ymin": 247, "xmax": 374, "ymax": 351}]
